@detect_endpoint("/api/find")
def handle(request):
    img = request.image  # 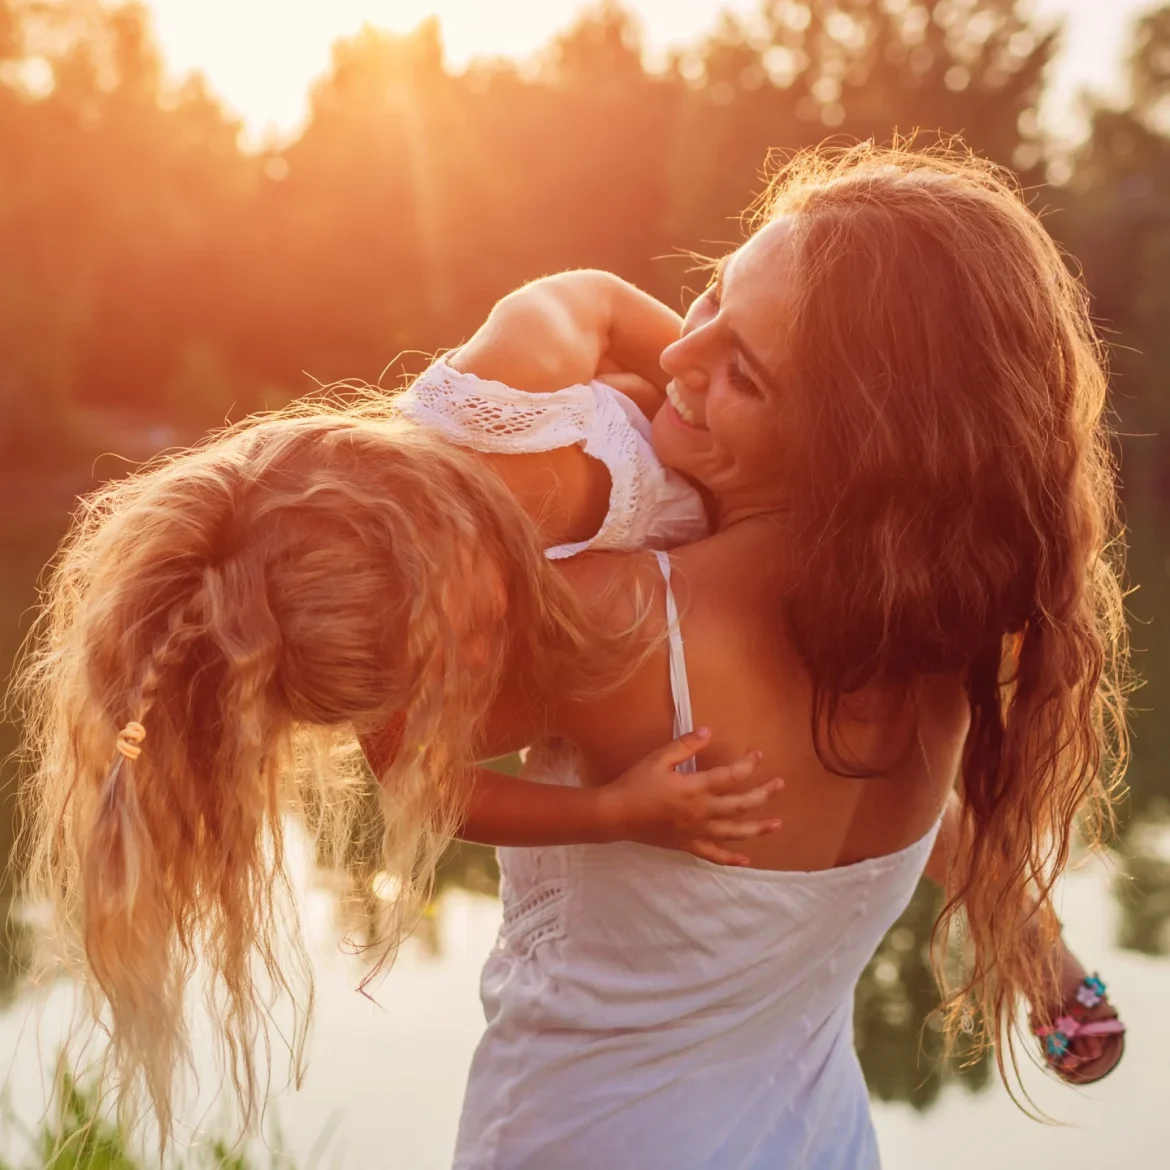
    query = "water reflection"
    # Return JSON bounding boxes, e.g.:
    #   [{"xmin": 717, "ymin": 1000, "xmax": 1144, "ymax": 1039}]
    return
[
  {"xmin": 855, "ymin": 883, "xmax": 992, "ymax": 1110},
  {"xmin": 0, "ymin": 903, "xmax": 31, "ymax": 1011},
  {"xmin": 0, "ymin": 509, "xmax": 65, "ymax": 1008},
  {"xmin": 1115, "ymin": 813, "xmax": 1170, "ymax": 956}
]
